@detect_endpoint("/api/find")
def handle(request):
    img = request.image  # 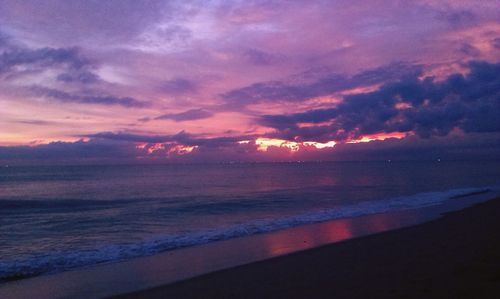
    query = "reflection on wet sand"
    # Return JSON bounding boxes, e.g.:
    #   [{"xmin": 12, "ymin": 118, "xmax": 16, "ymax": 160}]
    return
[
  {"xmin": 0, "ymin": 207, "xmax": 443, "ymax": 299},
  {"xmin": 261, "ymin": 211, "xmax": 422, "ymax": 257}
]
